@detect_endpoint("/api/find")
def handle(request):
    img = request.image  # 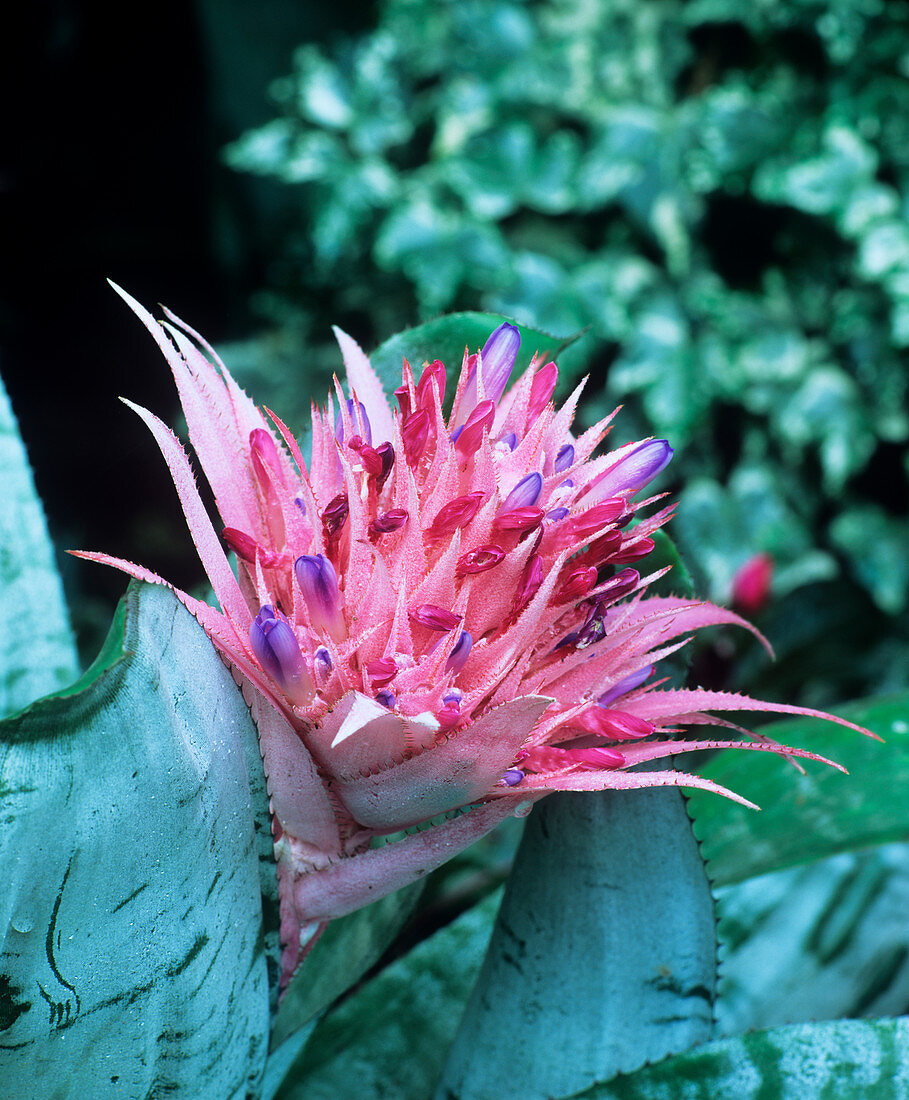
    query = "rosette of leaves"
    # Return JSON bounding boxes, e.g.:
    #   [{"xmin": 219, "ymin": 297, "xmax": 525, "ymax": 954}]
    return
[{"xmin": 224, "ymin": 0, "xmax": 909, "ymax": 705}]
